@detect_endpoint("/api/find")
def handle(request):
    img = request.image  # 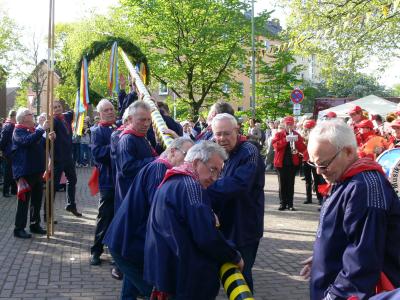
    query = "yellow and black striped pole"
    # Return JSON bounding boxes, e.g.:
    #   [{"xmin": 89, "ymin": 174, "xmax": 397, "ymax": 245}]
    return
[{"xmin": 220, "ymin": 263, "xmax": 254, "ymax": 300}]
